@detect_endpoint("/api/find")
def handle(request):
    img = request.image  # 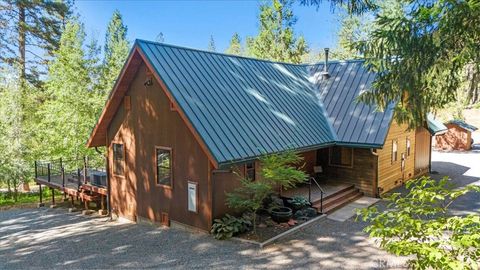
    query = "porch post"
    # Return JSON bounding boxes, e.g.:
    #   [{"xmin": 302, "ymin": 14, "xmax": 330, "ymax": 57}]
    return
[
  {"xmin": 50, "ymin": 187, "xmax": 55, "ymax": 207},
  {"xmin": 38, "ymin": 184, "xmax": 44, "ymax": 207}
]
